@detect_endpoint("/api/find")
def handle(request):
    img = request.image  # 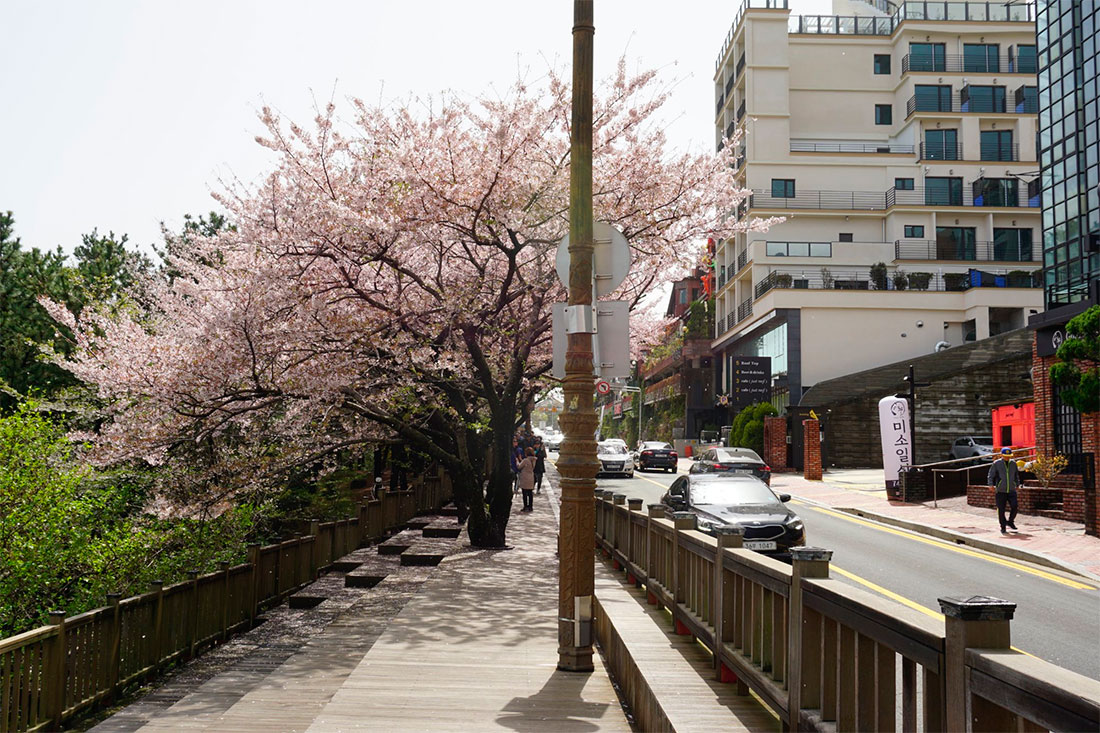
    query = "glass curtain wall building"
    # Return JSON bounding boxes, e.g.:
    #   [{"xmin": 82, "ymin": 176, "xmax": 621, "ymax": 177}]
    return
[{"xmin": 1037, "ymin": 0, "xmax": 1099, "ymax": 307}]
